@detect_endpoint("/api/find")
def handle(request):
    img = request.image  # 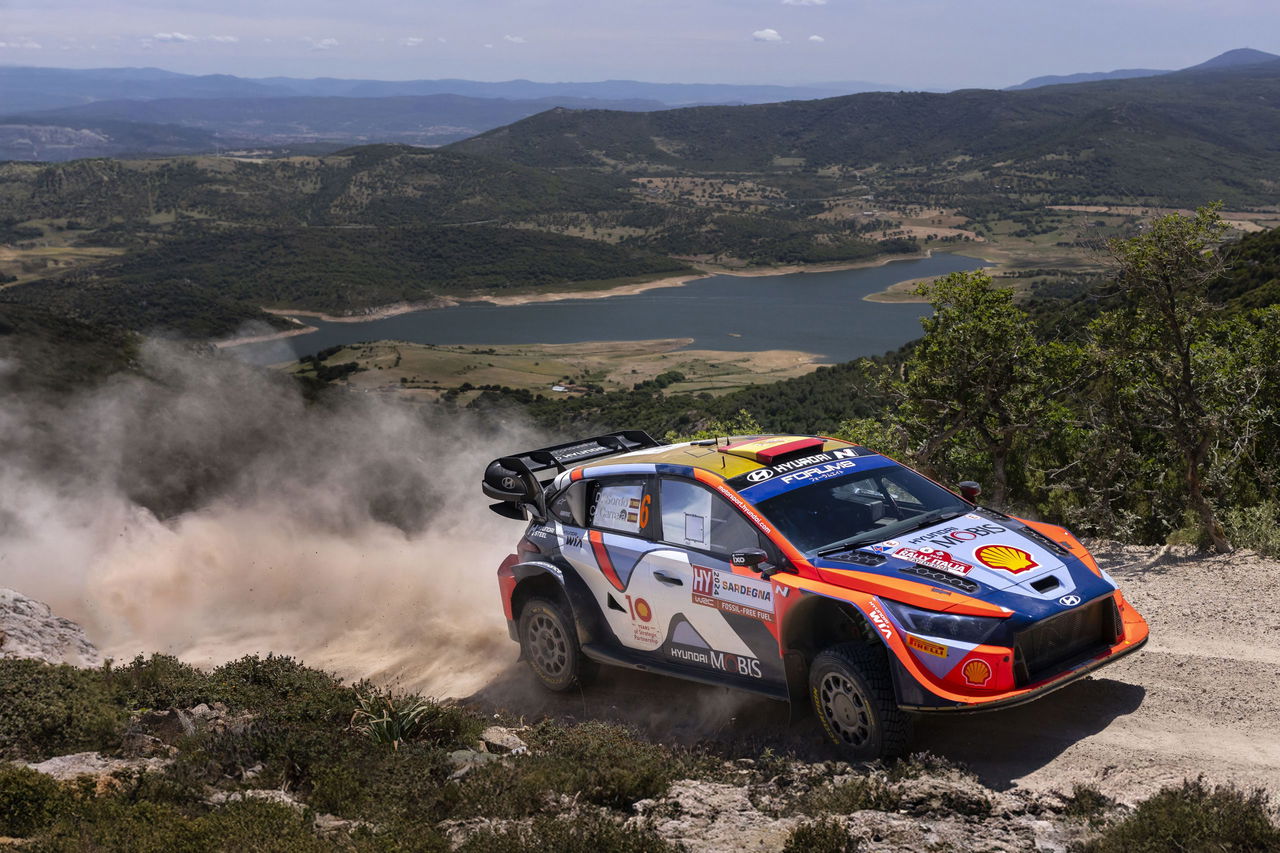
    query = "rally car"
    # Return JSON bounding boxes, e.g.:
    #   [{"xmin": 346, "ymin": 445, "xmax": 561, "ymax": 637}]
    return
[{"xmin": 482, "ymin": 432, "xmax": 1148, "ymax": 759}]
